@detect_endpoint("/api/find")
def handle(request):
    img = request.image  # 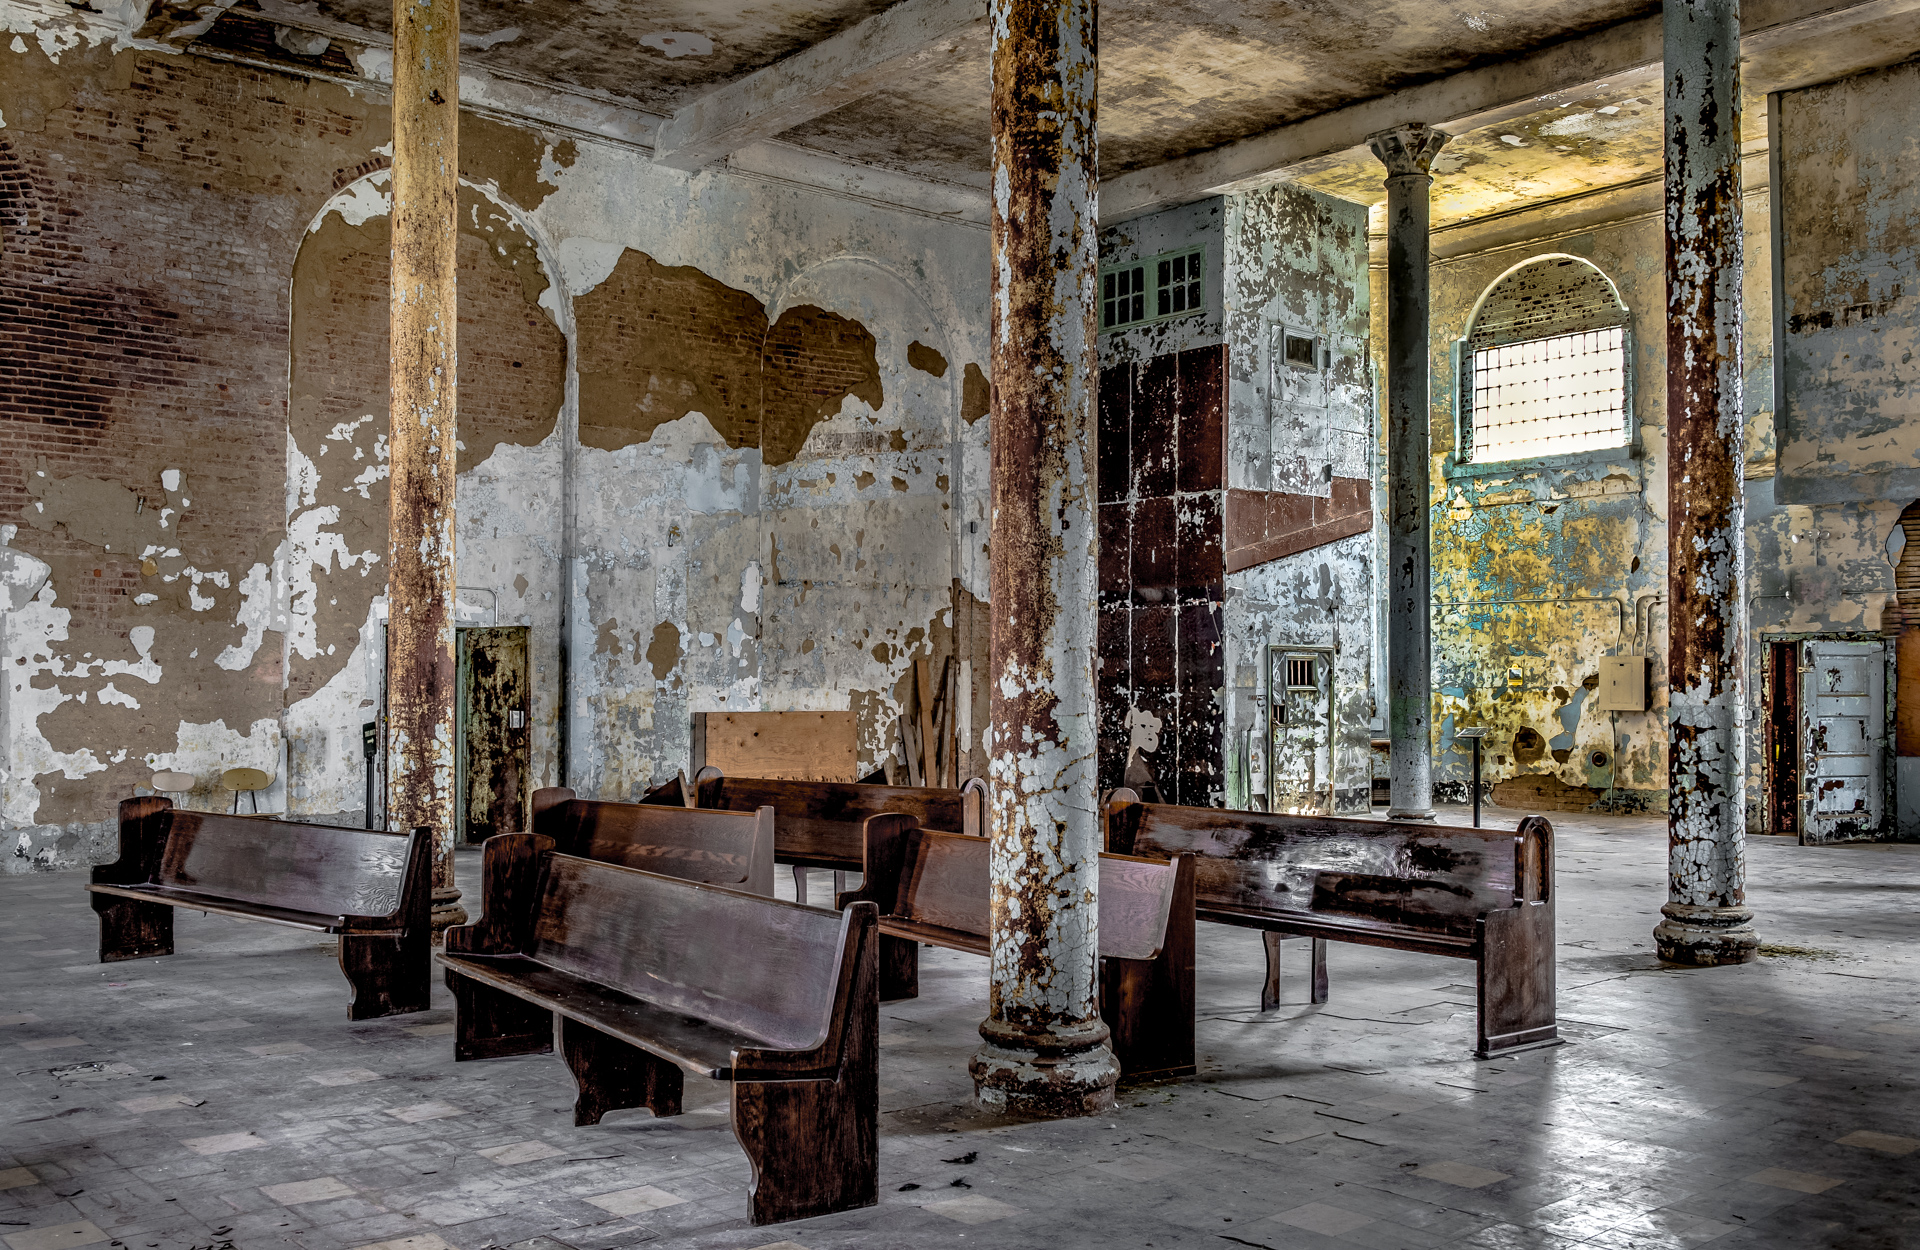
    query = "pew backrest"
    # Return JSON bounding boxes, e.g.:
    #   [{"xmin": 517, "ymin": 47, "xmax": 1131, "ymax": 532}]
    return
[
  {"xmin": 153, "ymin": 811, "xmax": 419, "ymax": 922},
  {"xmin": 1104, "ymin": 800, "xmax": 1551, "ymax": 938},
  {"xmin": 527, "ymin": 852, "xmax": 859, "ymax": 1055},
  {"xmin": 850, "ymin": 815, "xmax": 1184, "ymax": 961},
  {"xmin": 694, "ymin": 772, "xmax": 985, "ymax": 868},
  {"xmin": 531, "ymin": 787, "xmax": 774, "ymax": 895}
]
